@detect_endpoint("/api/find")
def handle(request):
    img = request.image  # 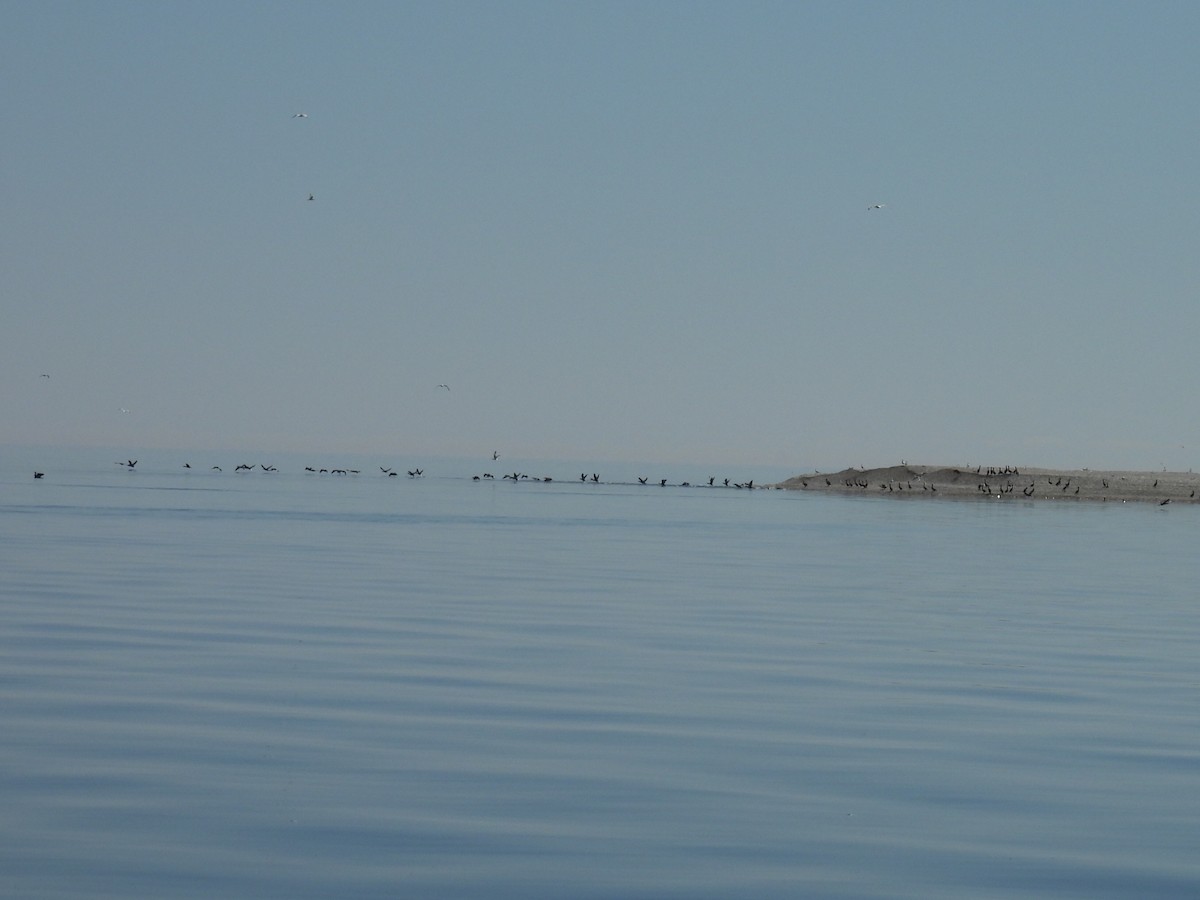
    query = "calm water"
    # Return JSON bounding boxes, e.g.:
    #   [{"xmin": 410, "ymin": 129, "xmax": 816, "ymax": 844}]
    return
[{"xmin": 3, "ymin": 451, "xmax": 1199, "ymax": 899}]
